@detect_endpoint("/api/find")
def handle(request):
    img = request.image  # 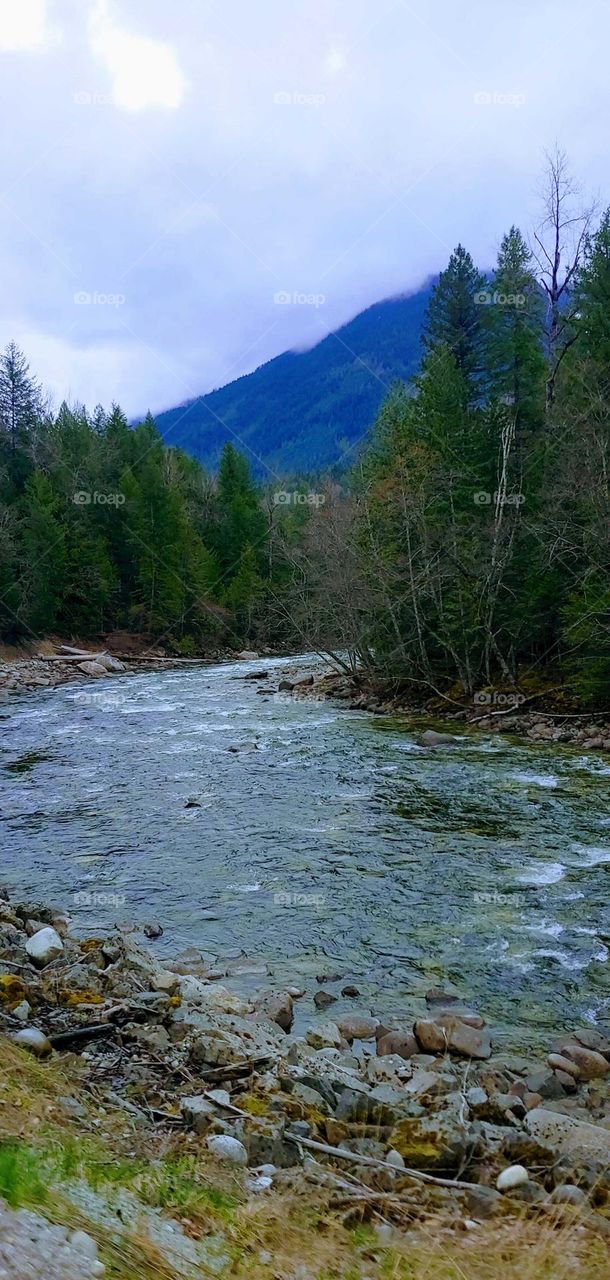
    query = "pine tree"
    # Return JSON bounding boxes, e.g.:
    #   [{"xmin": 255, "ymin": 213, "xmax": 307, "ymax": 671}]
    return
[
  {"xmin": 18, "ymin": 472, "xmax": 66, "ymax": 634},
  {"xmin": 423, "ymin": 245, "xmax": 487, "ymax": 400},
  {"xmin": 485, "ymin": 227, "xmax": 546, "ymax": 438},
  {"xmin": 0, "ymin": 342, "xmax": 42, "ymax": 454}
]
